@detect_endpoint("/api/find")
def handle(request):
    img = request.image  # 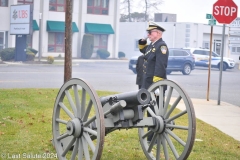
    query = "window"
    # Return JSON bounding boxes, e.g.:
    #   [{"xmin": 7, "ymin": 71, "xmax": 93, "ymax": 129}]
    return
[
  {"xmin": 93, "ymin": 34, "xmax": 108, "ymax": 52},
  {"xmin": 237, "ymin": 47, "xmax": 240, "ymax": 52},
  {"xmin": 193, "ymin": 50, "xmax": 207, "ymax": 55},
  {"xmin": 48, "ymin": 33, "xmax": 65, "ymax": 52},
  {"xmin": 87, "ymin": 0, "xmax": 109, "ymax": 15},
  {"xmin": 17, "ymin": 0, "xmax": 33, "ymax": 4},
  {"xmin": 49, "ymin": 0, "xmax": 65, "ymax": 12},
  {"xmin": 0, "ymin": 0, "xmax": 8, "ymax": 6},
  {"xmin": 173, "ymin": 50, "xmax": 189, "ymax": 56}
]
